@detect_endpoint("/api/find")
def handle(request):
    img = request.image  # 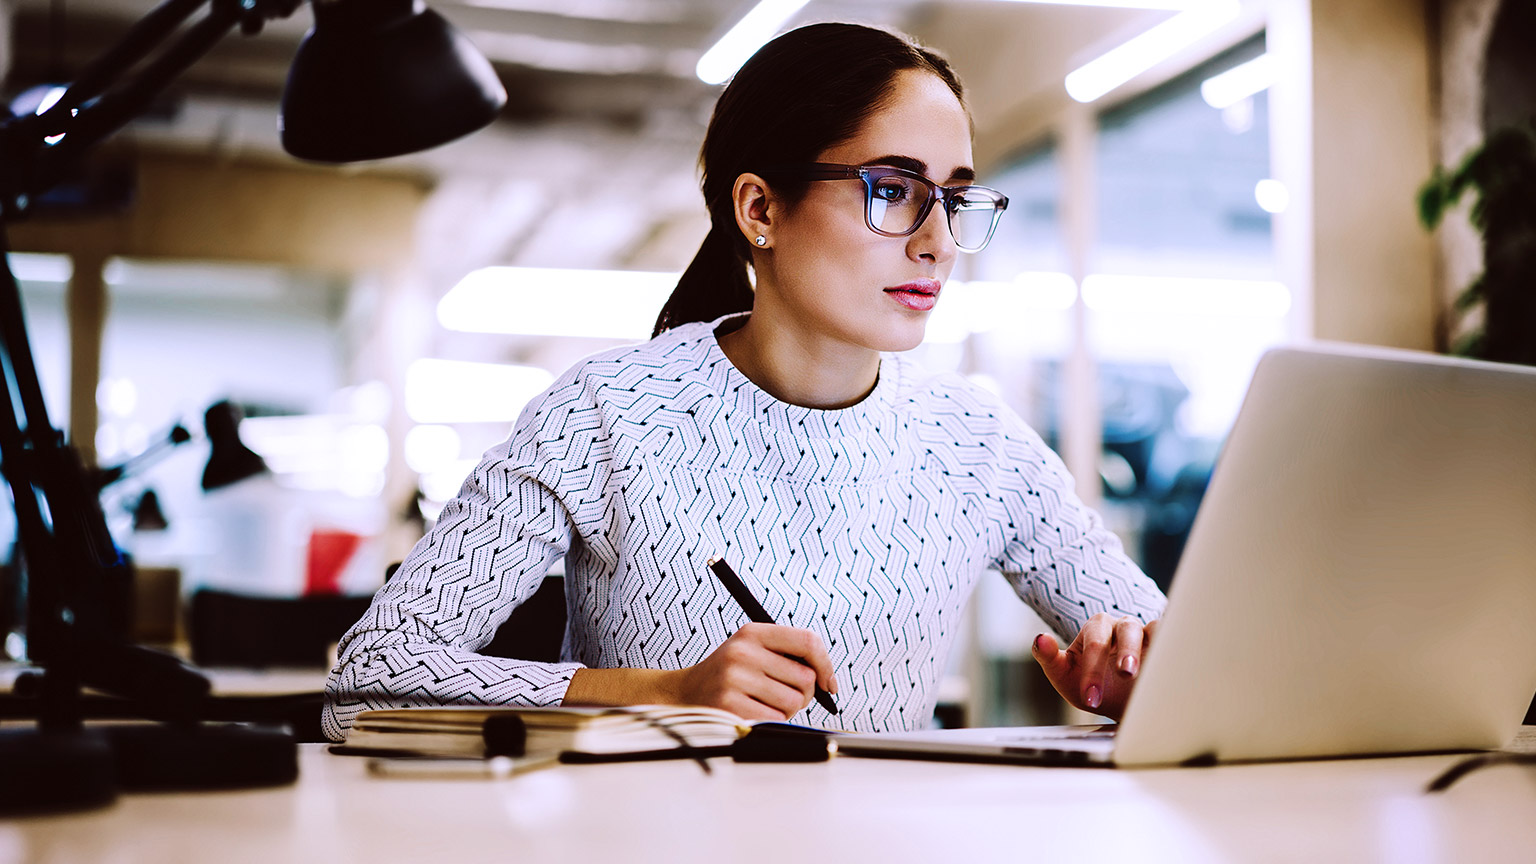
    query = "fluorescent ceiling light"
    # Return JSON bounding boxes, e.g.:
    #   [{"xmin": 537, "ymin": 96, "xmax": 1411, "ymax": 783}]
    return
[
  {"xmin": 439, "ymin": 266, "xmax": 678, "ymax": 340},
  {"xmin": 103, "ymin": 258, "xmax": 294, "ymax": 300},
  {"xmin": 7, "ymin": 252, "xmax": 73, "ymax": 284},
  {"xmin": 405, "ymin": 359, "xmax": 556, "ymax": 424},
  {"xmin": 1200, "ymin": 53, "xmax": 1274, "ymax": 109},
  {"xmin": 240, "ymin": 415, "xmax": 390, "ymax": 498},
  {"xmin": 1065, "ymin": 0, "xmax": 1240, "ymax": 103},
  {"xmin": 1082, "ymin": 274, "xmax": 1290, "ymax": 317},
  {"xmin": 696, "ymin": 0, "xmax": 810, "ymax": 85}
]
